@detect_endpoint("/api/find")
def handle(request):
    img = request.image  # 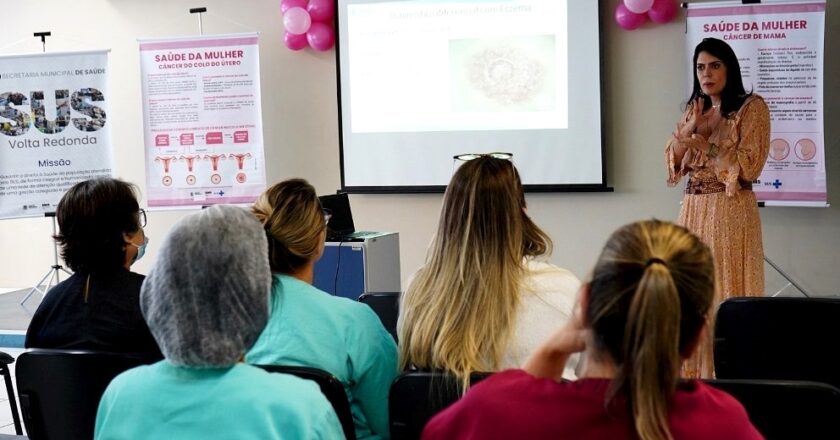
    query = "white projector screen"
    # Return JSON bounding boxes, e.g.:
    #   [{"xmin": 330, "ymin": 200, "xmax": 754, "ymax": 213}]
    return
[{"xmin": 337, "ymin": 0, "xmax": 606, "ymax": 192}]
